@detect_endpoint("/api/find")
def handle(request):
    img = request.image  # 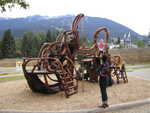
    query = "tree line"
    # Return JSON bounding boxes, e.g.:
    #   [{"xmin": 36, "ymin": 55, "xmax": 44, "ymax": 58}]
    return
[
  {"xmin": 0, "ymin": 29, "xmax": 90, "ymax": 59},
  {"xmin": 0, "ymin": 29, "xmax": 59, "ymax": 59}
]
